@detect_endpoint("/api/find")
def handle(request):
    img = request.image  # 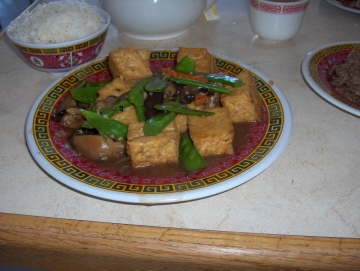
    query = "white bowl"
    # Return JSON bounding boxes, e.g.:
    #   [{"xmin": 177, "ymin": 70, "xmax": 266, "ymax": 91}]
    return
[
  {"xmin": 6, "ymin": 8, "xmax": 111, "ymax": 73},
  {"xmin": 102, "ymin": 0, "xmax": 216, "ymax": 40}
]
